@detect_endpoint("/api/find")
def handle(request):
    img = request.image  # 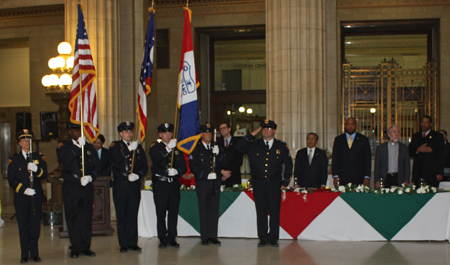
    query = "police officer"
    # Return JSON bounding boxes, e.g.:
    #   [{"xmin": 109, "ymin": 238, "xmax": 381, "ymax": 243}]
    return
[
  {"xmin": 189, "ymin": 123, "xmax": 229, "ymax": 245},
  {"xmin": 235, "ymin": 120, "xmax": 293, "ymax": 247},
  {"xmin": 110, "ymin": 121, "xmax": 148, "ymax": 253},
  {"xmin": 57, "ymin": 122, "xmax": 100, "ymax": 259},
  {"xmin": 8, "ymin": 129, "xmax": 47, "ymax": 263},
  {"xmin": 149, "ymin": 123, "xmax": 187, "ymax": 248}
]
